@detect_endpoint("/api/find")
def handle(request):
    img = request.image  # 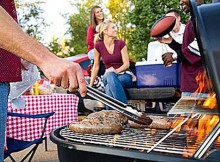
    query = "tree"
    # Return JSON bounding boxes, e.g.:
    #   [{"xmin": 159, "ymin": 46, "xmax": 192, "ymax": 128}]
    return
[
  {"xmin": 106, "ymin": 0, "xmax": 135, "ymax": 60},
  {"xmin": 126, "ymin": 0, "xmax": 182, "ymax": 61},
  {"xmin": 68, "ymin": 3, "xmax": 88, "ymax": 55},
  {"xmin": 126, "ymin": 0, "xmax": 213, "ymax": 61},
  {"xmin": 47, "ymin": 36, "xmax": 73, "ymax": 58},
  {"xmin": 106, "ymin": 0, "xmax": 131, "ymax": 40},
  {"xmin": 67, "ymin": 0, "xmax": 105, "ymax": 55},
  {"xmin": 15, "ymin": 0, "xmax": 48, "ymax": 42}
]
